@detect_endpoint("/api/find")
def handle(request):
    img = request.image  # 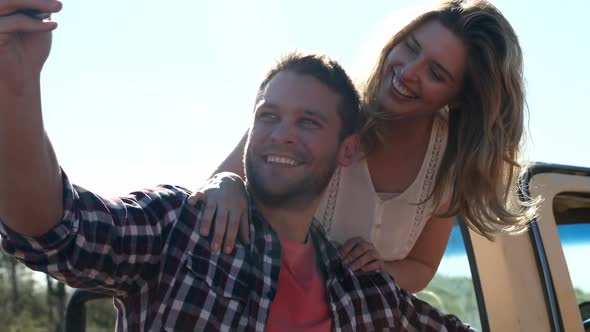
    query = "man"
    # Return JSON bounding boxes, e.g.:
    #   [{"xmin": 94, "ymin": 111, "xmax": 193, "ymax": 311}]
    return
[{"xmin": 0, "ymin": 1, "xmax": 475, "ymax": 331}]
